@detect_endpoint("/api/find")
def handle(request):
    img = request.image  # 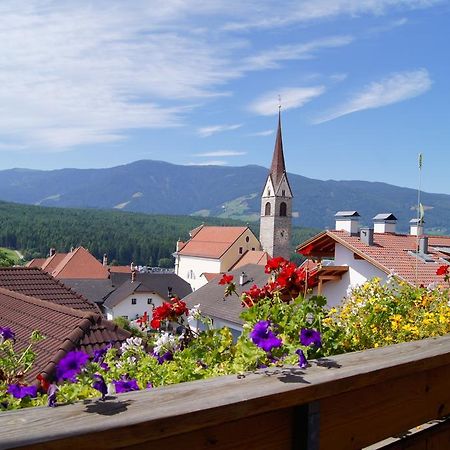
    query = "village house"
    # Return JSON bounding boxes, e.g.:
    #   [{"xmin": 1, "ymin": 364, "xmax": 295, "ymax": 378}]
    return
[{"xmin": 296, "ymin": 211, "xmax": 450, "ymax": 307}]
